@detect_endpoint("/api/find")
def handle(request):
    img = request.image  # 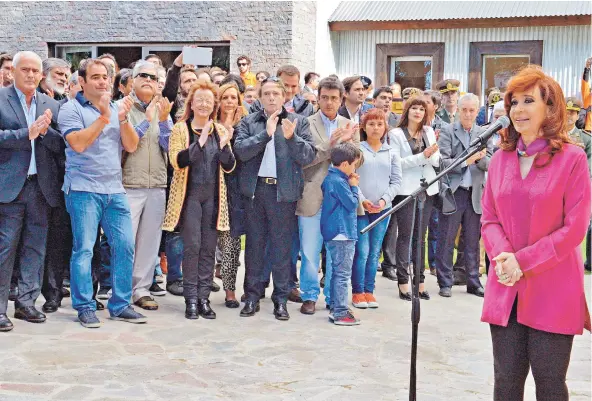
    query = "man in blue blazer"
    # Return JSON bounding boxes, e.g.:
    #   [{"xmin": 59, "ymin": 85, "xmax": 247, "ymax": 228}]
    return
[{"xmin": 0, "ymin": 51, "xmax": 63, "ymax": 332}]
